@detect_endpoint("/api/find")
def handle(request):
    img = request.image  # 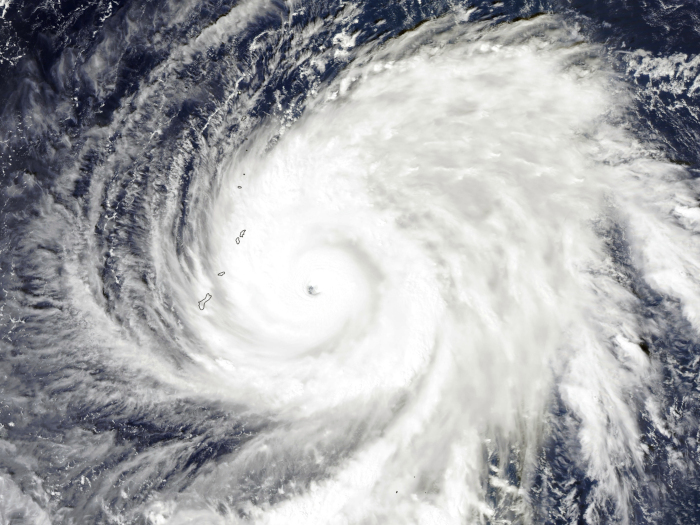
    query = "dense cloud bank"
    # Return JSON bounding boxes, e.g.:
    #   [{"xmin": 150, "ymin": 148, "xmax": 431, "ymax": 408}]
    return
[{"xmin": 2, "ymin": 0, "xmax": 700, "ymax": 523}]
